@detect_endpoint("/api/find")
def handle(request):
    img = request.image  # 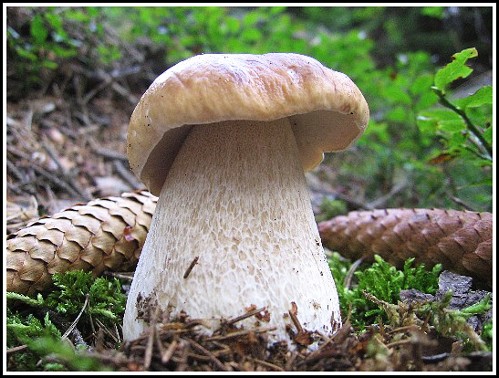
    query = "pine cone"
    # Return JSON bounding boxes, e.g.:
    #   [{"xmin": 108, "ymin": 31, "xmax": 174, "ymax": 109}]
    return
[
  {"xmin": 318, "ymin": 208, "xmax": 492, "ymax": 288},
  {"xmin": 6, "ymin": 191, "xmax": 157, "ymax": 295}
]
